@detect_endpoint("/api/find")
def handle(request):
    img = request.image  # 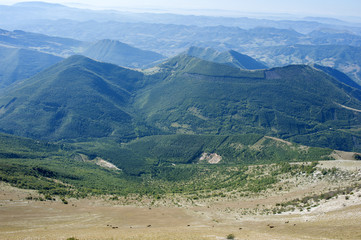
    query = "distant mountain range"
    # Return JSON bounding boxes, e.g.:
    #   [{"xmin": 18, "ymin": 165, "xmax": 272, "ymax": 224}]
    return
[
  {"xmin": 9, "ymin": 20, "xmax": 361, "ymax": 56},
  {"xmin": 0, "ymin": 46, "xmax": 63, "ymax": 89},
  {"xmin": 1, "ymin": 54, "xmax": 361, "ymax": 152},
  {"xmin": 2, "ymin": 1, "xmax": 361, "ymax": 84},
  {"xmin": 0, "ymin": 28, "xmax": 165, "ymax": 68},
  {"xmin": 83, "ymin": 39, "xmax": 166, "ymax": 68},
  {"xmin": 0, "ymin": 28, "xmax": 167, "ymax": 88},
  {"xmin": 243, "ymin": 44, "xmax": 361, "ymax": 85},
  {"xmin": 1, "ymin": 1, "xmax": 360, "ymax": 34},
  {"xmin": 0, "ymin": 28, "xmax": 84, "ymax": 56},
  {"xmin": 0, "ymin": 28, "xmax": 269, "ymax": 89},
  {"xmin": 4, "ymin": 13, "xmax": 361, "ymax": 84}
]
